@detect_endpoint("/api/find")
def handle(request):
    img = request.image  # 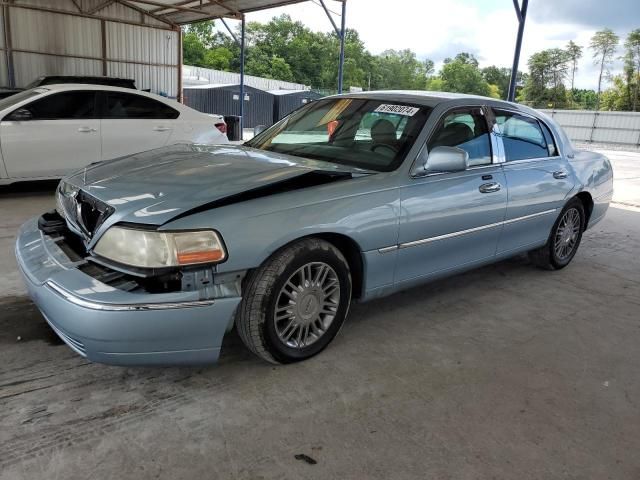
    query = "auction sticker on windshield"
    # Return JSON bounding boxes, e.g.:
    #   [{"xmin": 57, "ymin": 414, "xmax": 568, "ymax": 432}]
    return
[{"xmin": 374, "ymin": 104, "xmax": 420, "ymax": 116}]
